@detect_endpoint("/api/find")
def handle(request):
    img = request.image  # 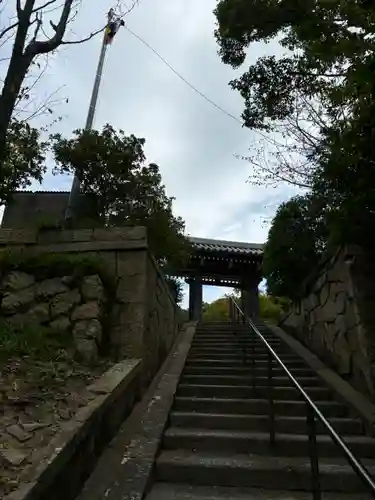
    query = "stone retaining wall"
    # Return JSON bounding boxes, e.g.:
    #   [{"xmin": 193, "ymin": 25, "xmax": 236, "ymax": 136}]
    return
[
  {"xmin": 0, "ymin": 271, "xmax": 107, "ymax": 363},
  {"xmin": 0, "ymin": 227, "xmax": 180, "ymax": 378},
  {"xmin": 282, "ymin": 246, "xmax": 375, "ymax": 398}
]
